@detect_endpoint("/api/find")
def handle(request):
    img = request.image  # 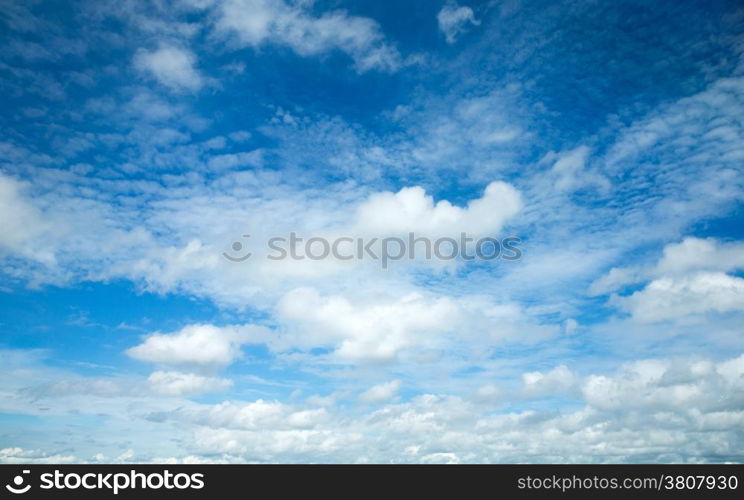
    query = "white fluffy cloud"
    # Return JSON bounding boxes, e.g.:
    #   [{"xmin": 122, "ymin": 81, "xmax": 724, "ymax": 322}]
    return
[
  {"xmin": 134, "ymin": 45, "xmax": 203, "ymax": 91},
  {"xmin": 592, "ymin": 238, "xmax": 744, "ymax": 322},
  {"xmin": 657, "ymin": 237, "xmax": 744, "ymax": 275},
  {"xmin": 593, "ymin": 237, "xmax": 744, "ymax": 295},
  {"xmin": 353, "ymin": 181, "xmax": 522, "ymax": 238},
  {"xmin": 273, "ymin": 288, "xmax": 554, "ymax": 364},
  {"xmin": 618, "ymin": 272, "xmax": 744, "ymax": 323},
  {"xmin": 127, "ymin": 324, "xmax": 267, "ymax": 368},
  {"xmin": 437, "ymin": 3, "xmax": 479, "ymax": 44},
  {"xmin": 276, "ymin": 288, "xmax": 459, "ymax": 362}
]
